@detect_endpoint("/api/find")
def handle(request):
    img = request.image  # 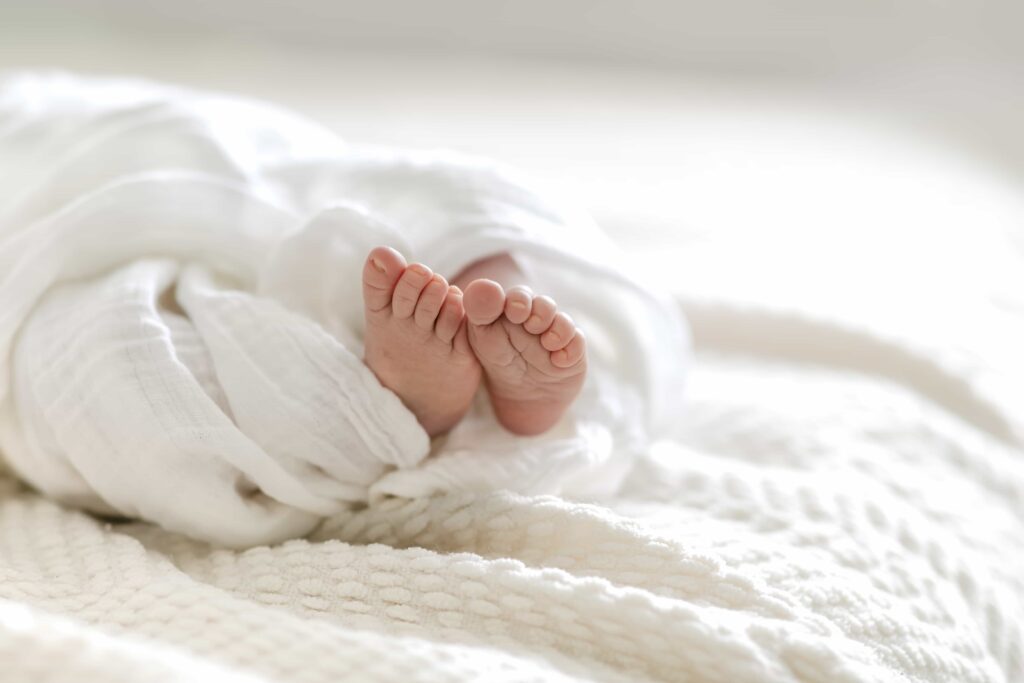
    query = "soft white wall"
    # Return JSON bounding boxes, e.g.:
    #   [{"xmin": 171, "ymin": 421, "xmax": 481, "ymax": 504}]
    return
[
  {"xmin": 38, "ymin": 0, "xmax": 1024, "ymax": 77},
  {"xmin": 2, "ymin": 0, "xmax": 1022, "ymax": 178}
]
